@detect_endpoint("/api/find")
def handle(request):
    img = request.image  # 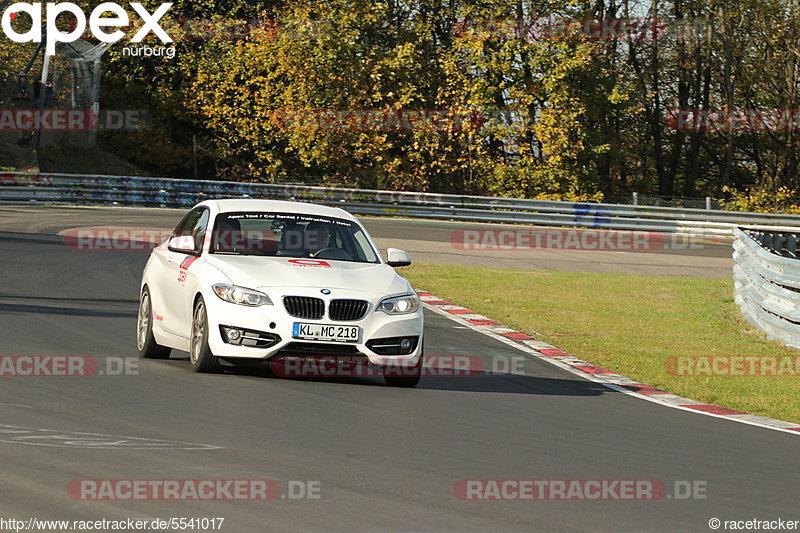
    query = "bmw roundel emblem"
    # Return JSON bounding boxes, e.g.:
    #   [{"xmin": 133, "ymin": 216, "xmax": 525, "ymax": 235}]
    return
[{"xmin": 321, "ymin": 289, "xmax": 331, "ymax": 295}]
